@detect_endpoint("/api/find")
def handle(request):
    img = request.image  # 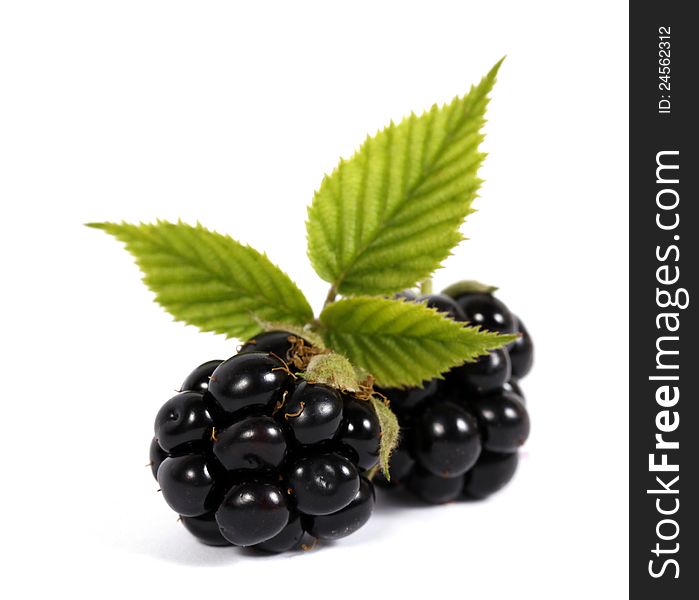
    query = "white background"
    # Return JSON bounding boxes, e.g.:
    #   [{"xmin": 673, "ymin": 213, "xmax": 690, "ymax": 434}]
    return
[{"xmin": 0, "ymin": 1, "xmax": 629, "ymax": 598}]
